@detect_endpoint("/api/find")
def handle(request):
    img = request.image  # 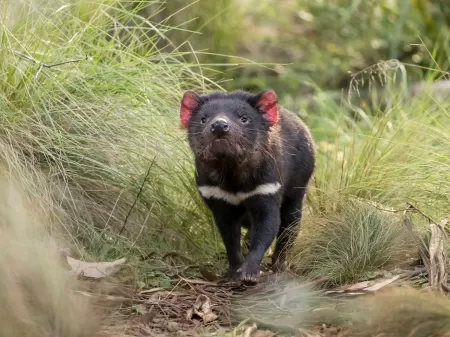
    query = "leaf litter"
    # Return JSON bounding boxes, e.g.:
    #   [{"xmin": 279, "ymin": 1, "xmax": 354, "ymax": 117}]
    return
[
  {"xmin": 186, "ymin": 294, "xmax": 219, "ymax": 324},
  {"xmin": 63, "ymin": 252, "xmax": 127, "ymax": 279},
  {"xmin": 61, "ymin": 211, "xmax": 450, "ymax": 337}
]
